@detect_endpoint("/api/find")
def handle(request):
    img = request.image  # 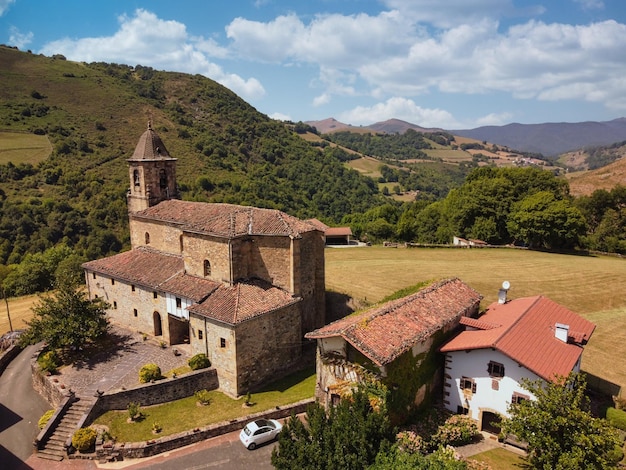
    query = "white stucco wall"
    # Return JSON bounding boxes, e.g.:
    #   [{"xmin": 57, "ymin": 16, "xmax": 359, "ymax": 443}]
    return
[
  {"xmin": 444, "ymin": 349, "xmax": 541, "ymax": 423},
  {"xmin": 165, "ymin": 293, "xmax": 192, "ymax": 320}
]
